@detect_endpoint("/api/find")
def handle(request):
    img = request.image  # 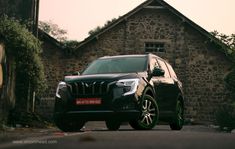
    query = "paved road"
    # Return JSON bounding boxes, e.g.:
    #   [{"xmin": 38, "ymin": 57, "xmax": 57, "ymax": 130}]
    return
[{"xmin": 1, "ymin": 122, "xmax": 235, "ymax": 149}]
